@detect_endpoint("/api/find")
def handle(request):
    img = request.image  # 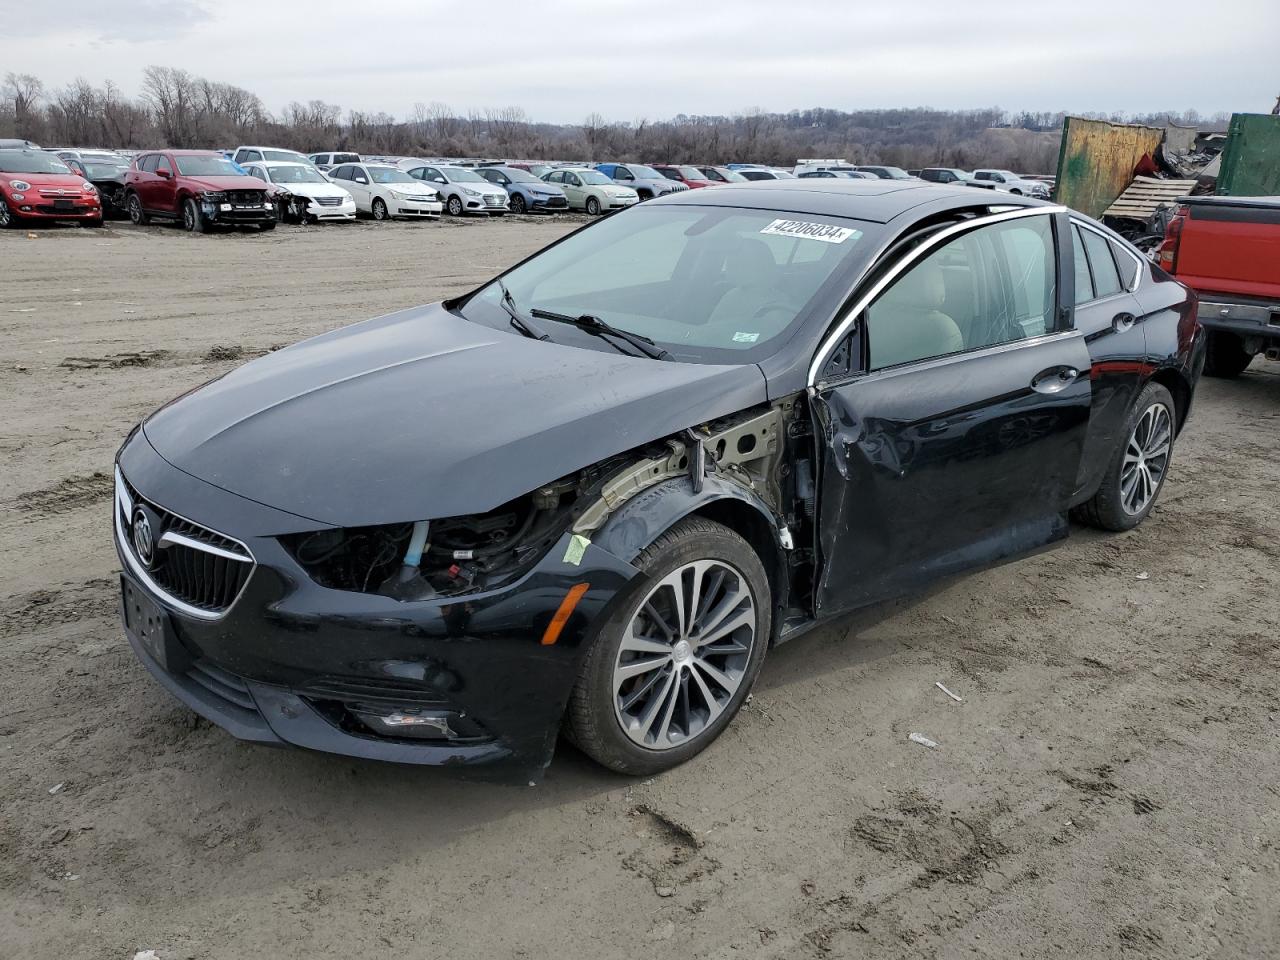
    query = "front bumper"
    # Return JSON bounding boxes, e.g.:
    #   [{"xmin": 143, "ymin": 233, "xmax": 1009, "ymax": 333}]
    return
[
  {"xmin": 1197, "ymin": 299, "xmax": 1280, "ymax": 345},
  {"xmin": 305, "ymin": 197, "xmax": 357, "ymax": 220},
  {"xmin": 605, "ymin": 197, "xmax": 639, "ymax": 210},
  {"xmin": 14, "ymin": 197, "xmax": 101, "ymax": 219},
  {"xmin": 114, "ymin": 431, "xmax": 638, "ymax": 781},
  {"xmin": 527, "ymin": 194, "xmax": 569, "ymax": 211},
  {"xmin": 202, "ymin": 199, "xmax": 275, "ymax": 224},
  {"xmin": 392, "ymin": 198, "xmax": 444, "ymax": 217}
]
